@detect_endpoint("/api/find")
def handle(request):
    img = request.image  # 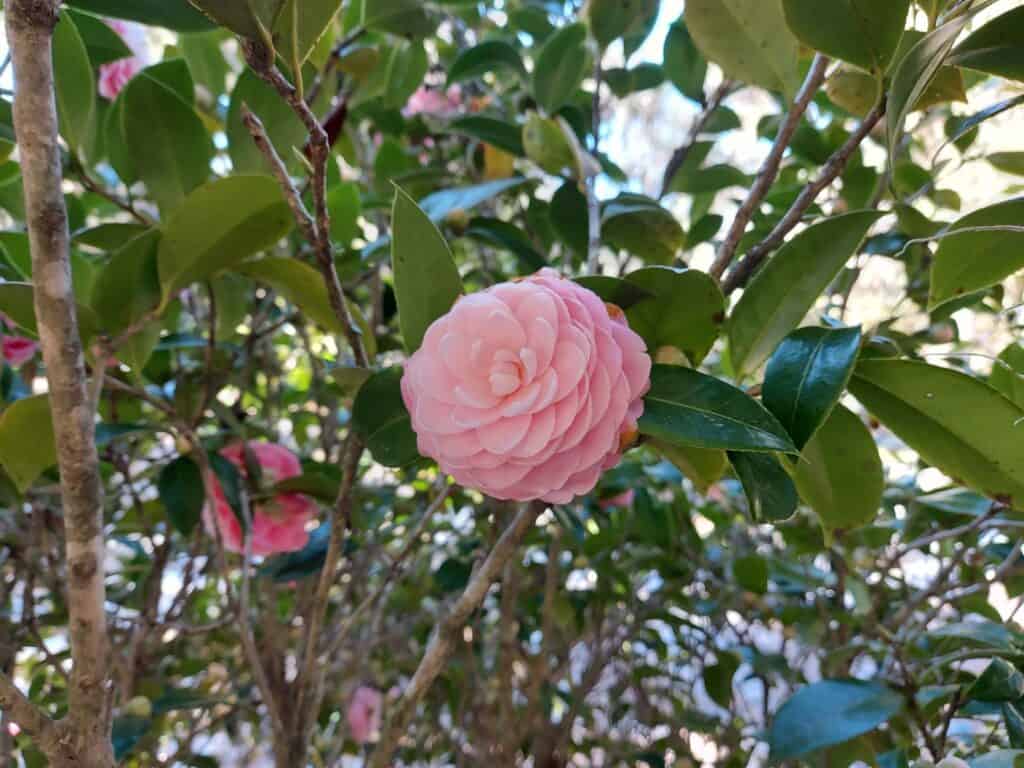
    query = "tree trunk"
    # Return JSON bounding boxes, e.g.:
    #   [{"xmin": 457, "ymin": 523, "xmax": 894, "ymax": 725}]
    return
[{"xmin": 5, "ymin": 1, "xmax": 114, "ymax": 764}]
